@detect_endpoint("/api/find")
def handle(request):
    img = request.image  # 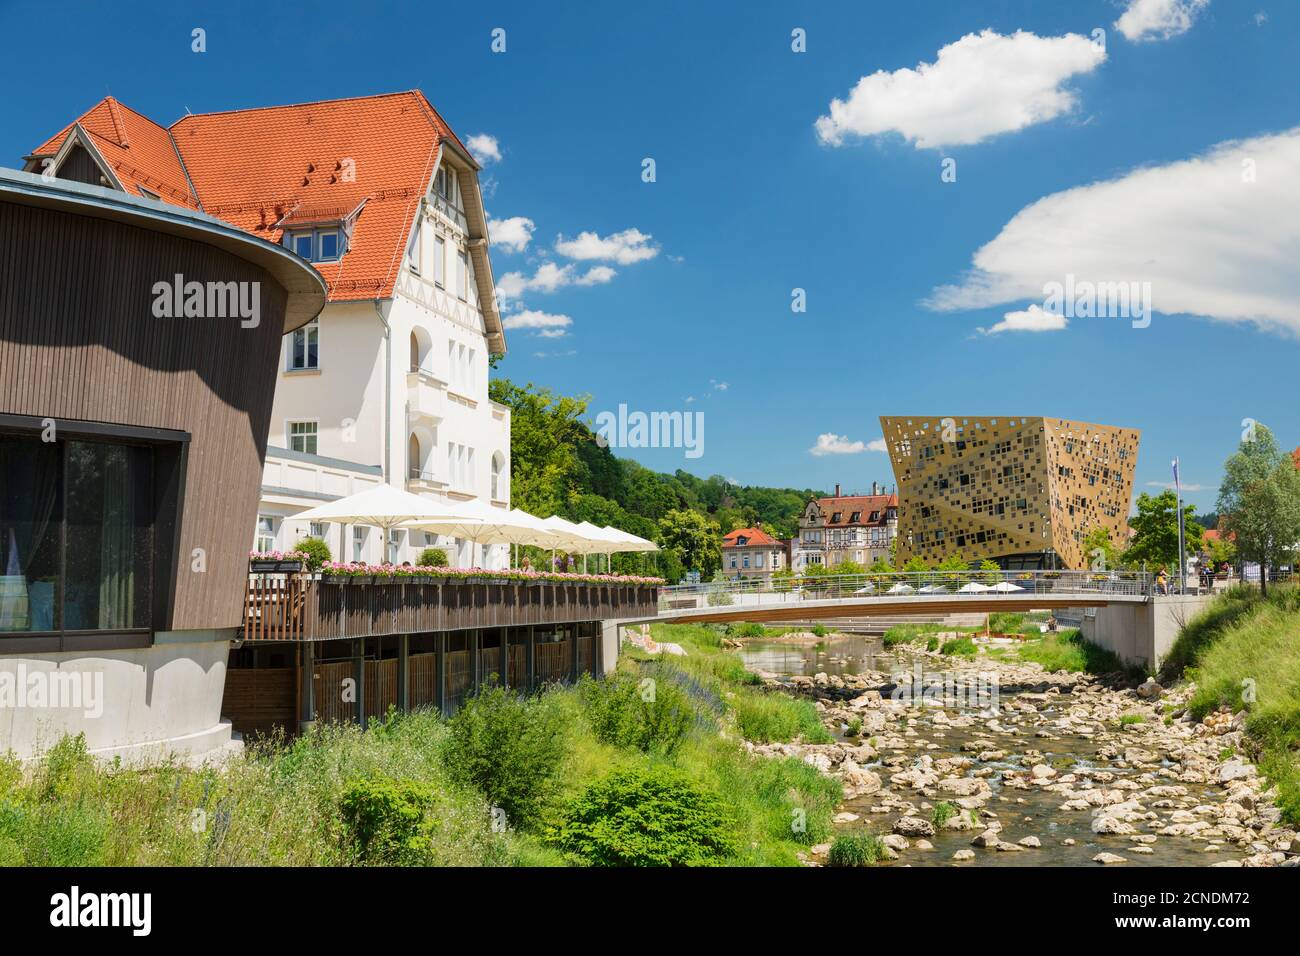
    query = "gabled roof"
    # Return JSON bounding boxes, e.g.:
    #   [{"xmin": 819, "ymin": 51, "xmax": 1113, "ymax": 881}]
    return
[
  {"xmin": 814, "ymin": 493, "xmax": 898, "ymax": 528},
  {"xmin": 722, "ymin": 527, "xmax": 780, "ymax": 548},
  {"xmin": 25, "ymin": 92, "xmax": 505, "ymax": 350},
  {"xmin": 27, "ymin": 97, "xmax": 200, "ymax": 208}
]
